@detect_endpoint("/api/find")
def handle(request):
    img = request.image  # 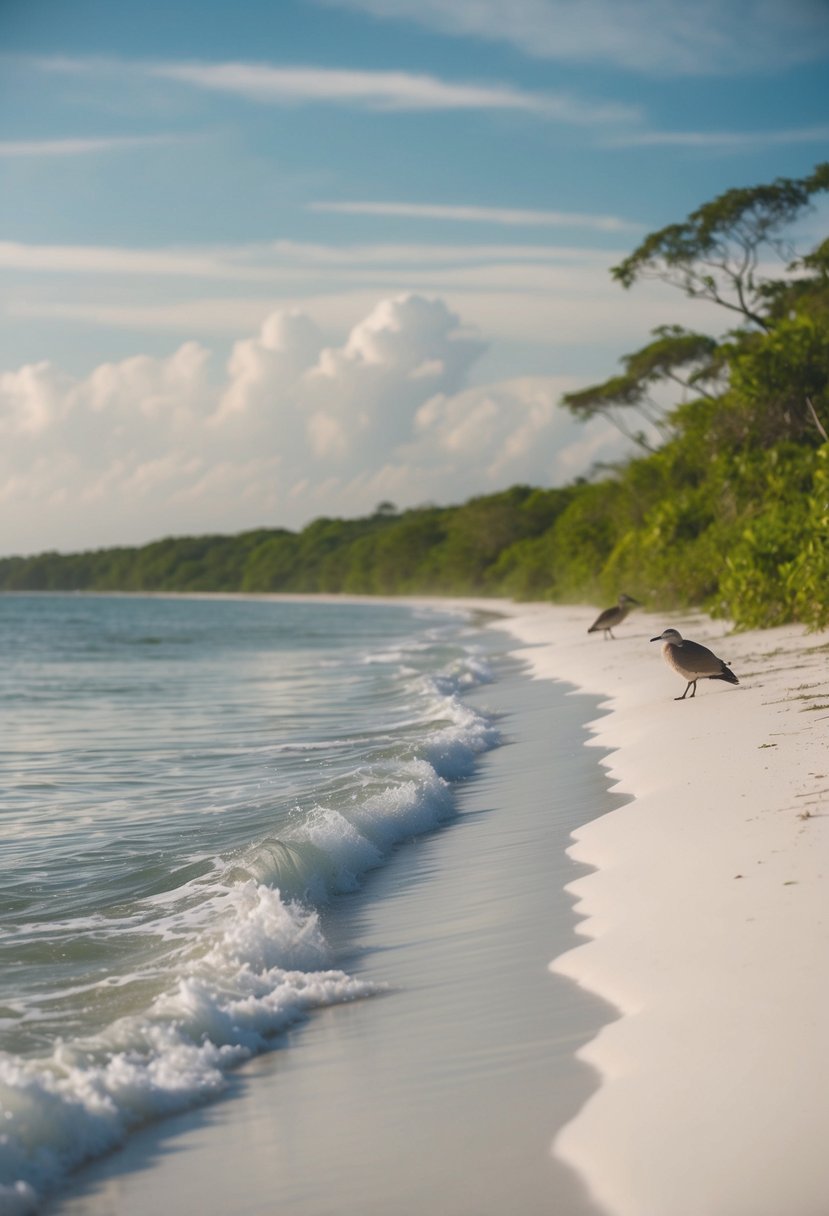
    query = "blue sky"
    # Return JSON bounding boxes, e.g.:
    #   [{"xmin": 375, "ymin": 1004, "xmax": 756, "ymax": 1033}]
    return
[{"xmin": 1, "ymin": 0, "xmax": 828, "ymax": 555}]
